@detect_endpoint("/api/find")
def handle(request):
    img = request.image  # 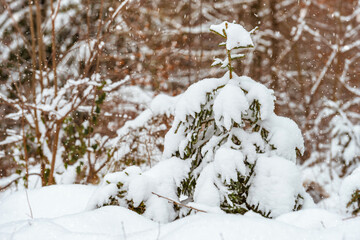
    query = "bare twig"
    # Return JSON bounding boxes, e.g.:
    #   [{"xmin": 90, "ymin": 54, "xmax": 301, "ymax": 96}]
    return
[
  {"xmin": 27, "ymin": 0, "xmax": 40, "ymax": 98},
  {"xmin": 50, "ymin": 0, "xmax": 61, "ymax": 97},
  {"xmin": 343, "ymin": 215, "xmax": 360, "ymax": 221},
  {"xmin": 95, "ymin": 0, "xmax": 104, "ymax": 73},
  {"xmin": 156, "ymin": 222, "xmax": 161, "ymax": 240},
  {"xmin": 151, "ymin": 192, "xmax": 207, "ymax": 213},
  {"xmin": 25, "ymin": 188, "xmax": 34, "ymax": 220},
  {"xmin": 34, "ymin": 0, "xmax": 46, "ymax": 90},
  {"xmin": 21, "ymin": 108, "xmax": 29, "ymax": 188},
  {"xmin": 48, "ymin": 122, "xmax": 61, "ymax": 185},
  {"xmin": 121, "ymin": 221, "xmax": 127, "ymax": 240},
  {"xmin": 83, "ymin": 0, "xmax": 131, "ymax": 77},
  {"xmin": 0, "ymin": 0, "xmax": 31, "ymax": 50}
]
